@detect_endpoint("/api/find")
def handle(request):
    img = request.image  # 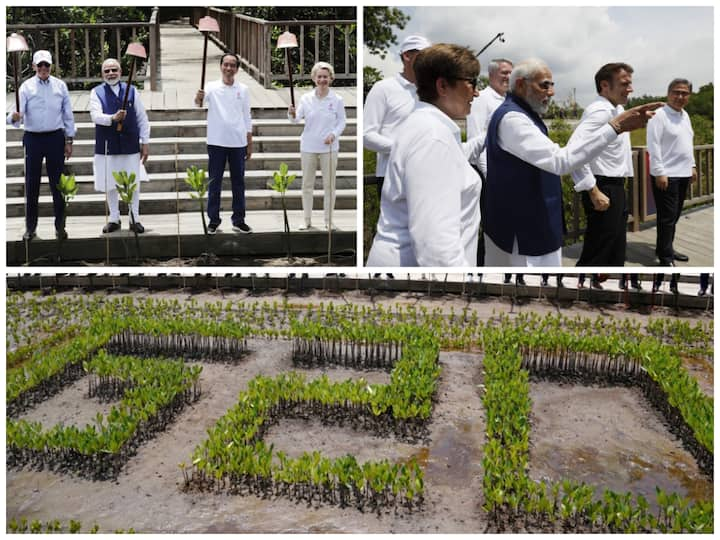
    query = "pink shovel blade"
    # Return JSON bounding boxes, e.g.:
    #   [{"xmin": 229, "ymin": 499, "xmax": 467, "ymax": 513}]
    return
[
  {"xmin": 199, "ymin": 16, "xmax": 220, "ymax": 33},
  {"xmin": 7, "ymin": 33, "xmax": 29, "ymax": 53},
  {"xmin": 277, "ymin": 31, "xmax": 298, "ymax": 49},
  {"xmin": 125, "ymin": 42, "xmax": 147, "ymax": 59}
]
